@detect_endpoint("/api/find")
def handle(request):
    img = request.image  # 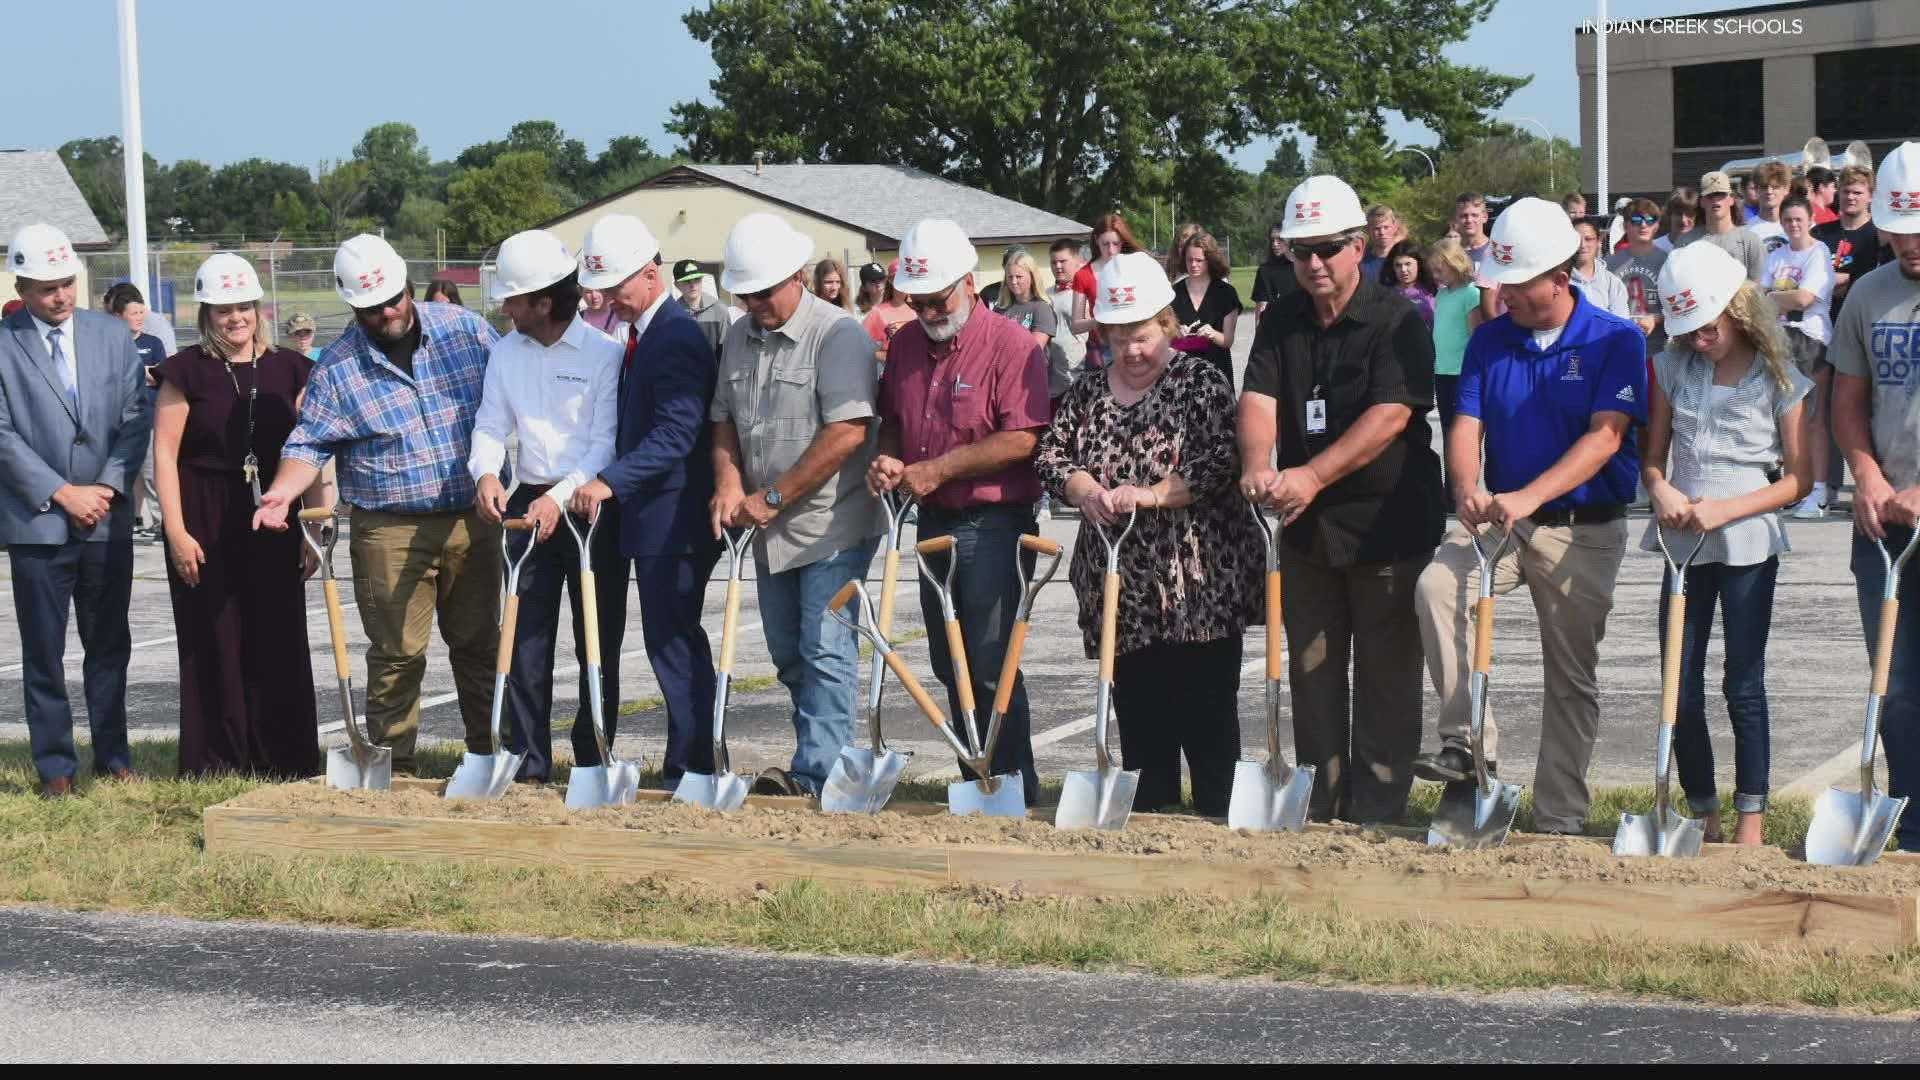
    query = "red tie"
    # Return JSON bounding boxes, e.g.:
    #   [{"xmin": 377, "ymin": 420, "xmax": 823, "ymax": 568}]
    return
[{"xmin": 624, "ymin": 323, "xmax": 639, "ymax": 371}]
